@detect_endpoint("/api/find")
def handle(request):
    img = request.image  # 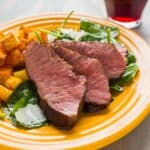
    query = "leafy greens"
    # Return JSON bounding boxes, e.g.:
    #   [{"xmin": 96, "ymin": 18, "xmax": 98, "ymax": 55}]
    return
[
  {"xmin": 110, "ymin": 52, "xmax": 138, "ymax": 92},
  {"xmin": 80, "ymin": 19, "xmax": 120, "ymax": 44},
  {"xmin": 37, "ymin": 12, "xmax": 121, "ymax": 45},
  {"xmin": 5, "ymin": 81, "xmax": 47, "ymax": 129},
  {"xmin": 37, "ymin": 16, "xmax": 138, "ymax": 93}
]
